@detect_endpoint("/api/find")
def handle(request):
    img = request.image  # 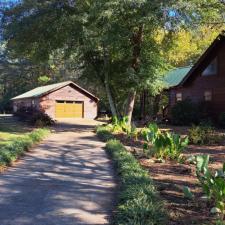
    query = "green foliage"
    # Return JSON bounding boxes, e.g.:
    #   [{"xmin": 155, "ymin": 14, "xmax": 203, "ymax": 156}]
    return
[
  {"xmin": 188, "ymin": 125, "xmax": 222, "ymax": 145},
  {"xmin": 142, "ymin": 123, "xmax": 161, "ymax": 144},
  {"xmin": 183, "ymin": 186, "xmax": 193, "ymax": 199},
  {"xmin": 0, "ymin": 128, "xmax": 49, "ymax": 166},
  {"xmin": 96, "ymin": 125, "xmax": 114, "ymax": 142},
  {"xmin": 15, "ymin": 107, "xmax": 55, "ymax": 127},
  {"xmin": 216, "ymin": 220, "xmax": 225, "ymax": 225},
  {"xmin": 106, "ymin": 139, "xmax": 167, "ymax": 225},
  {"xmin": 171, "ymin": 99, "xmax": 200, "ymax": 125},
  {"xmin": 143, "ymin": 123, "xmax": 188, "ymax": 160},
  {"xmin": 111, "ymin": 116, "xmax": 131, "ymax": 134},
  {"xmin": 38, "ymin": 75, "xmax": 51, "ymax": 85},
  {"xmin": 218, "ymin": 112, "xmax": 225, "ymax": 129},
  {"xmin": 195, "ymin": 155, "xmax": 225, "ymax": 217}
]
